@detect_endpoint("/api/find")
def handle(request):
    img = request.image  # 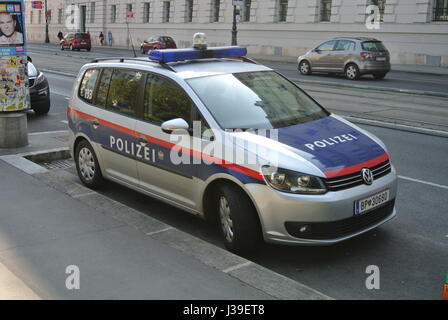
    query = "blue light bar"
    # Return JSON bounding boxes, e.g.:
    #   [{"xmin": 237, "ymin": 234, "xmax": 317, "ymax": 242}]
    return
[{"xmin": 149, "ymin": 46, "xmax": 247, "ymax": 63}]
